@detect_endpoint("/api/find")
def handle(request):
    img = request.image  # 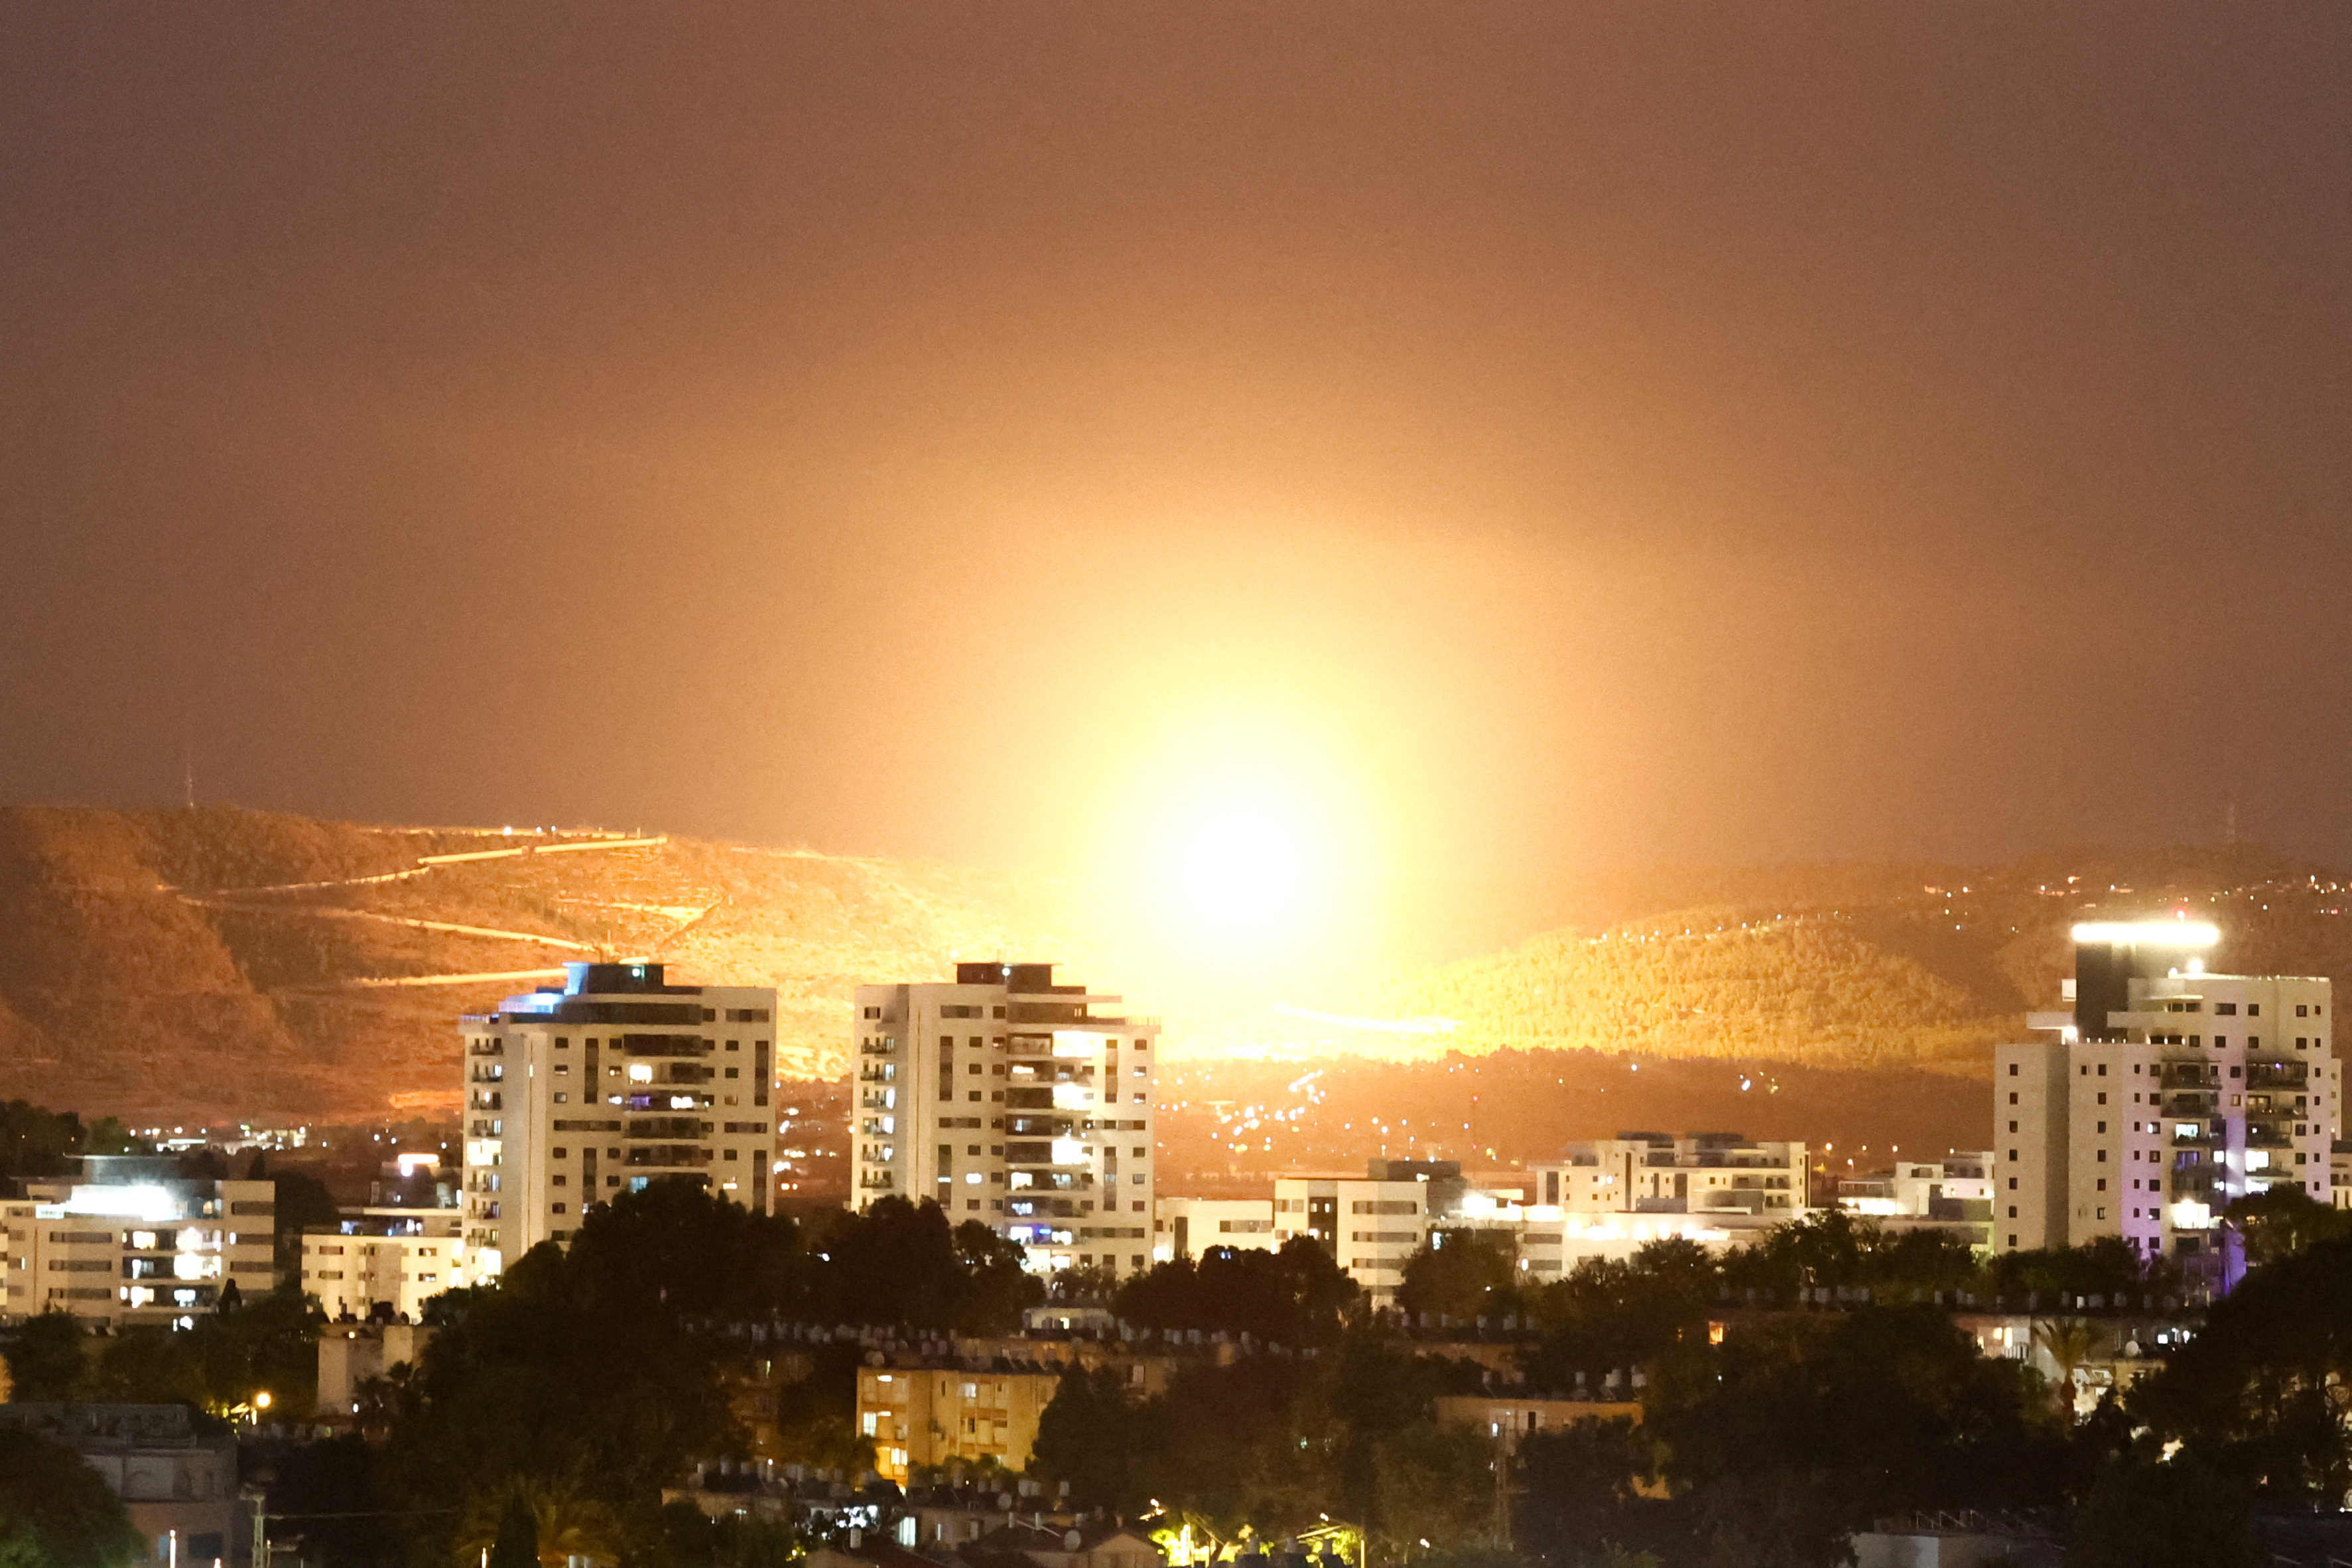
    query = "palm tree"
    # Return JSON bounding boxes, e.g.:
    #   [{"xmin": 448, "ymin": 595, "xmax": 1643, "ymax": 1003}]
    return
[
  {"xmin": 458, "ymin": 1478, "xmax": 624, "ymax": 1568},
  {"xmin": 2032, "ymin": 1317, "xmax": 2101, "ymax": 1421}
]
